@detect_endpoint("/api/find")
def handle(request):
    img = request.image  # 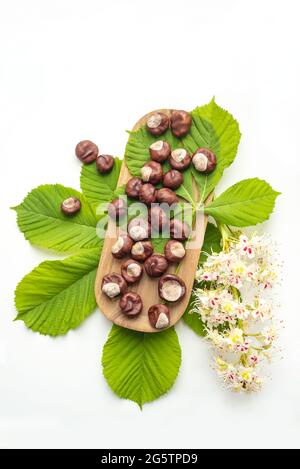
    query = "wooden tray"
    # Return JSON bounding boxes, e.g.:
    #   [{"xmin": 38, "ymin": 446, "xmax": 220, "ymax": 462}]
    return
[{"xmin": 95, "ymin": 109, "xmax": 209, "ymax": 333}]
